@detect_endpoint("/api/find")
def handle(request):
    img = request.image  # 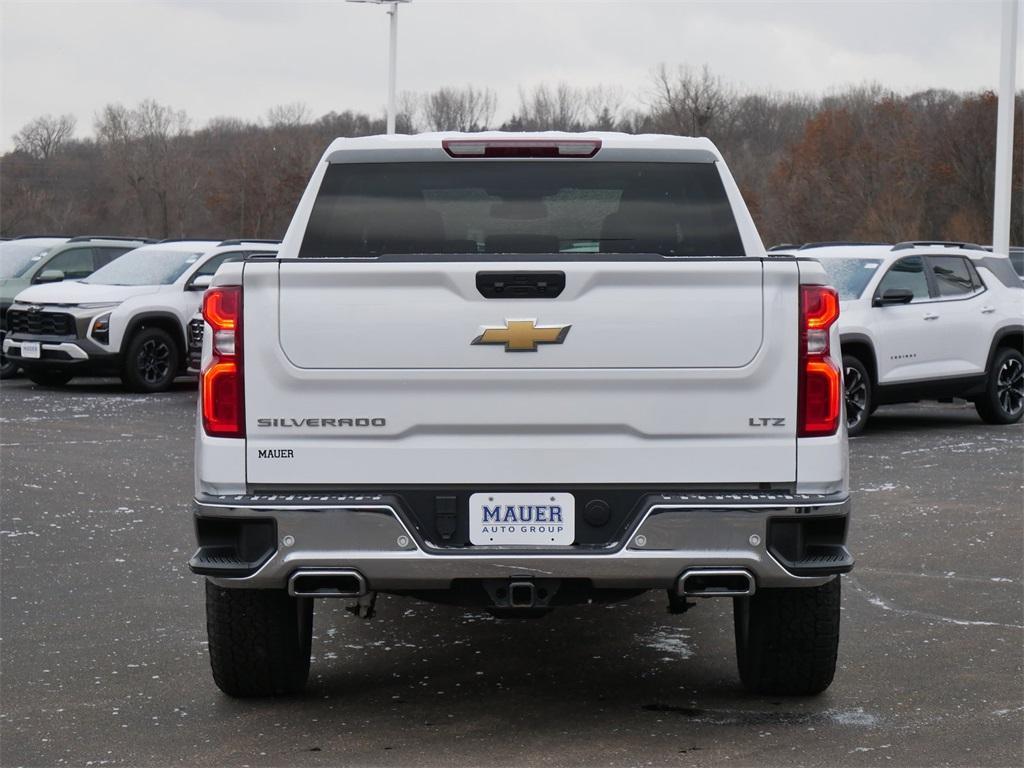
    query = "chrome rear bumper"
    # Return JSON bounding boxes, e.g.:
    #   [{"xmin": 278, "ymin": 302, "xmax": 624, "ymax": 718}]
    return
[{"xmin": 191, "ymin": 491, "xmax": 851, "ymax": 591}]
